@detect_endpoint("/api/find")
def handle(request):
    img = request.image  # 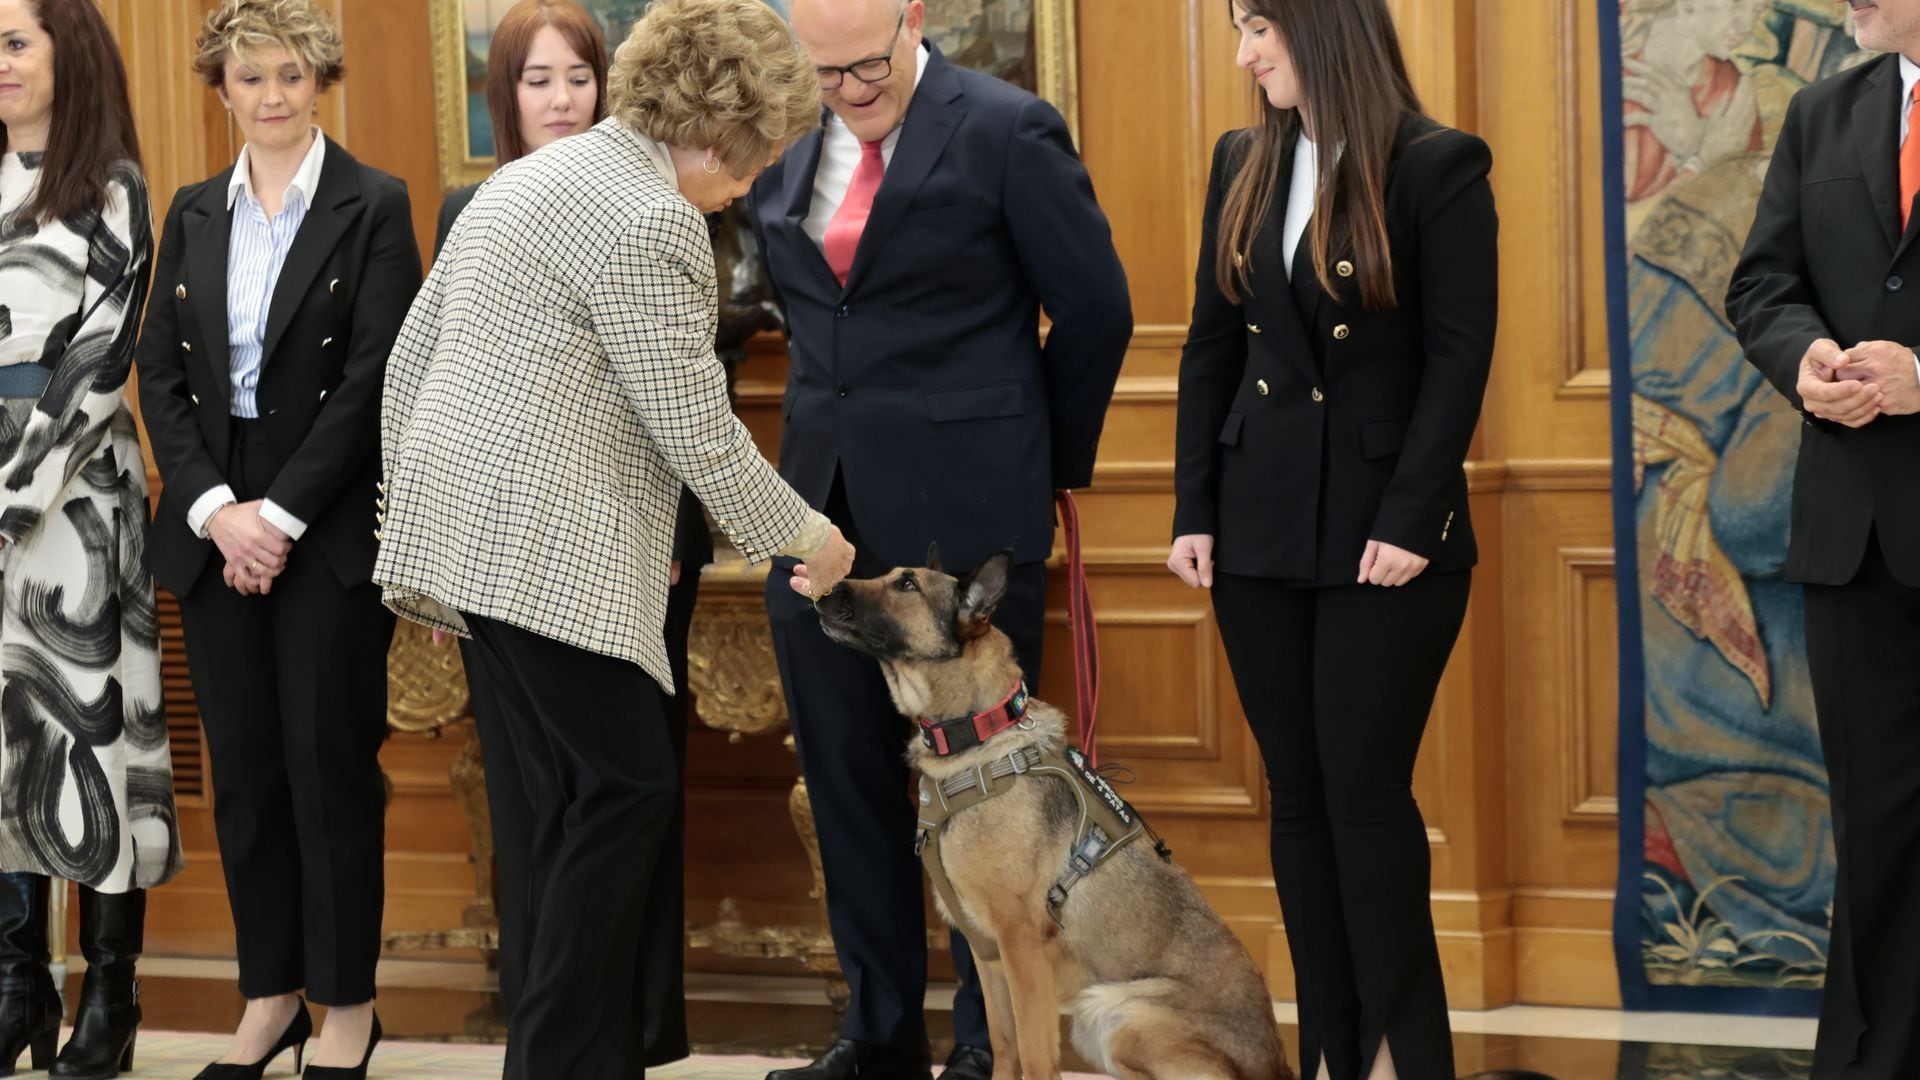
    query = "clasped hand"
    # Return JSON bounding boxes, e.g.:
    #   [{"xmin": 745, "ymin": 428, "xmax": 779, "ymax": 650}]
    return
[
  {"xmin": 1796, "ymin": 338, "xmax": 1920, "ymax": 427},
  {"xmin": 210, "ymin": 501, "xmax": 292, "ymax": 596},
  {"xmin": 789, "ymin": 524, "xmax": 856, "ymax": 600}
]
